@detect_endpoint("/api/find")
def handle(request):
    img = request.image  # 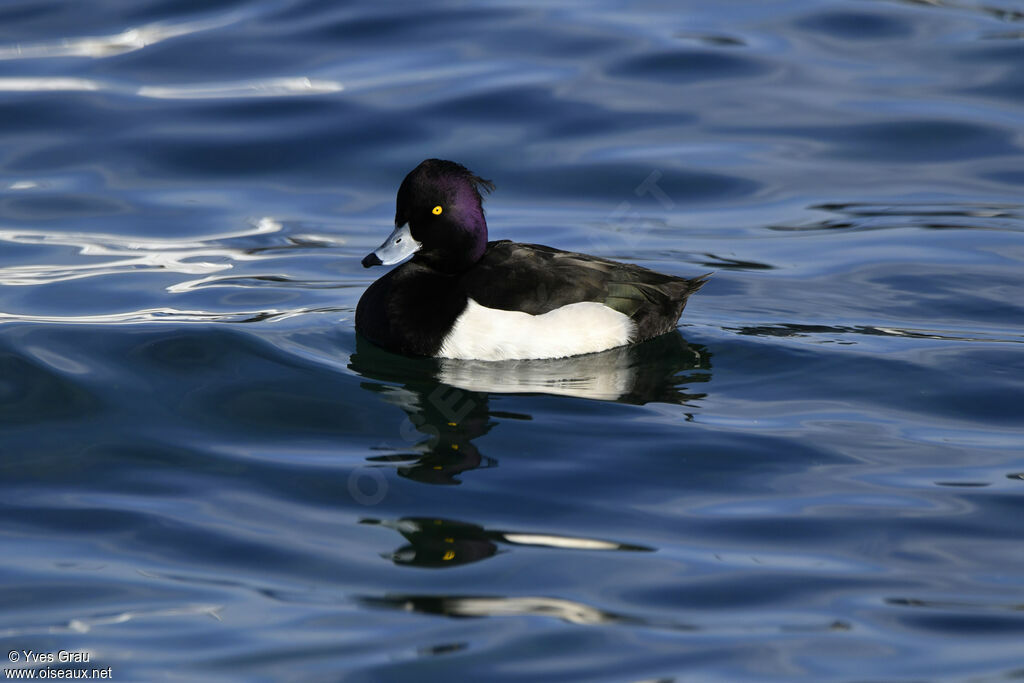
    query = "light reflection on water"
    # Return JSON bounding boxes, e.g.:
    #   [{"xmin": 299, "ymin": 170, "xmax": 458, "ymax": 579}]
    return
[
  {"xmin": 0, "ymin": 15, "xmax": 243, "ymax": 60},
  {"xmin": 0, "ymin": 217, "xmax": 282, "ymax": 286},
  {"xmin": 0, "ymin": 217, "xmax": 357, "ymax": 323}
]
